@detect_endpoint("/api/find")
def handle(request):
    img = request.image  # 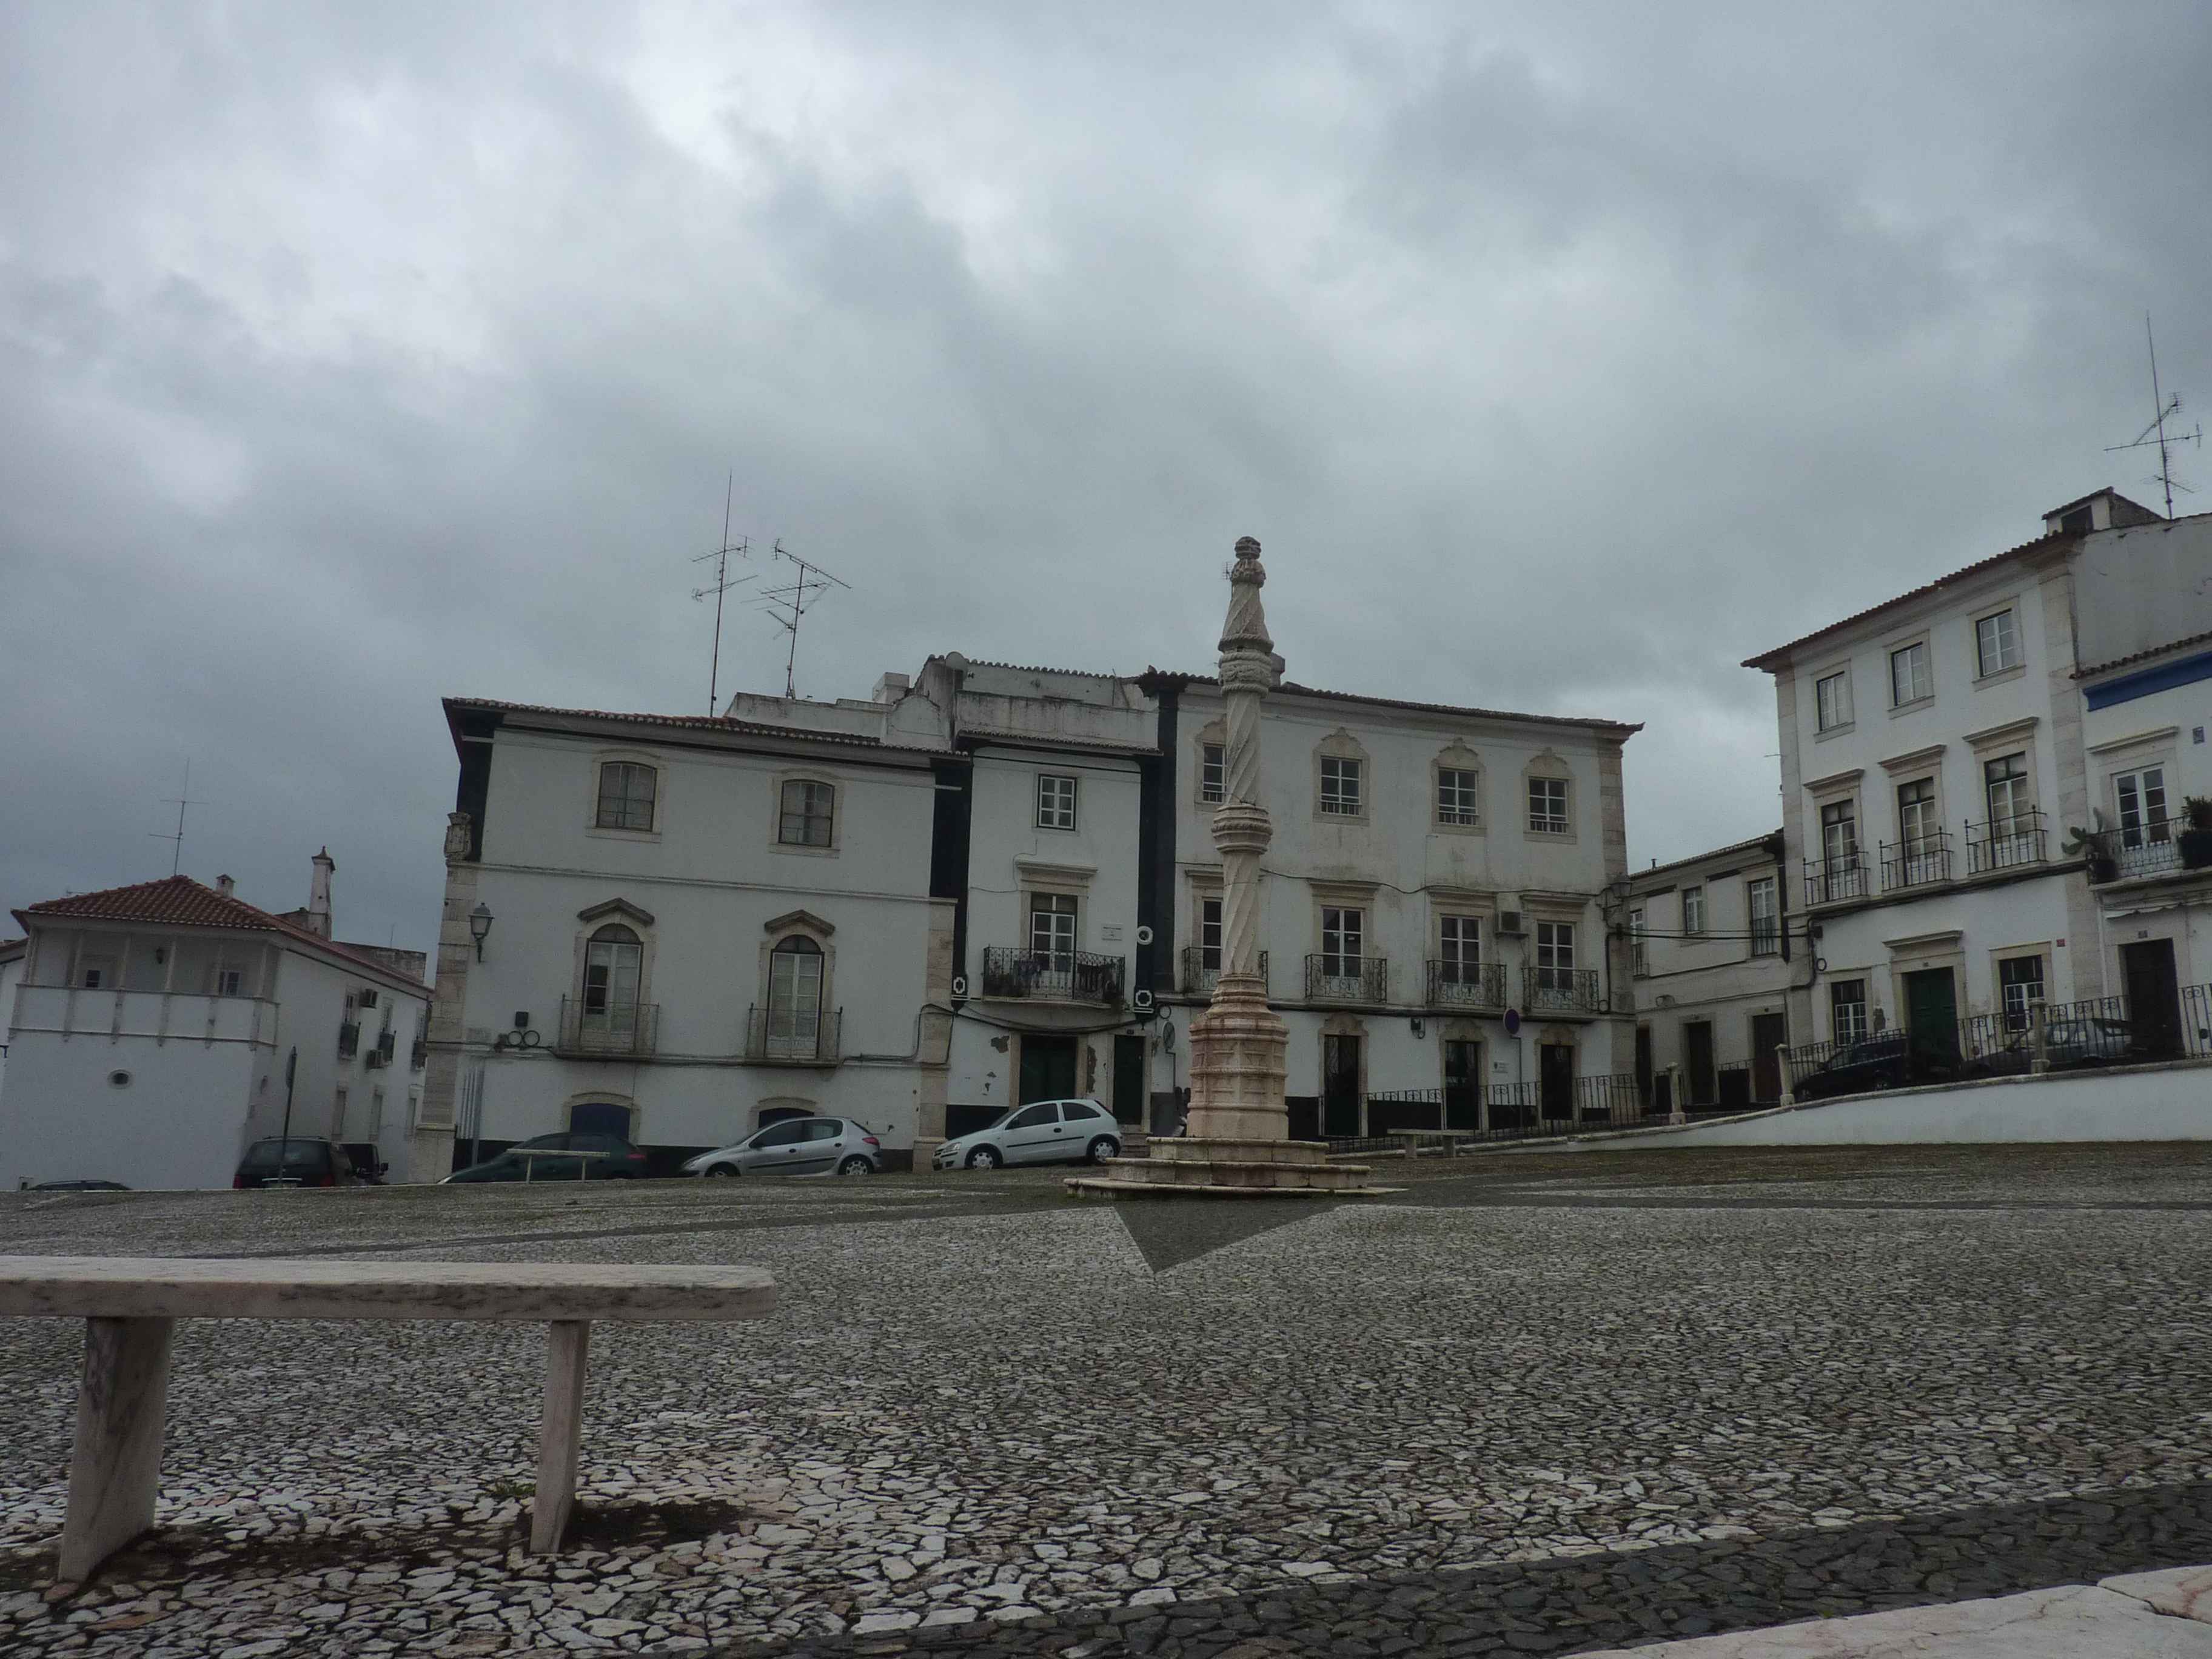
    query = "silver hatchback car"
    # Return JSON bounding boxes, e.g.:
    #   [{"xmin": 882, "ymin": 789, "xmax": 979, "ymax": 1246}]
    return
[
  {"xmin": 683, "ymin": 1117, "xmax": 882, "ymax": 1178},
  {"xmin": 933, "ymin": 1098, "xmax": 1122, "ymax": 1170}
]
